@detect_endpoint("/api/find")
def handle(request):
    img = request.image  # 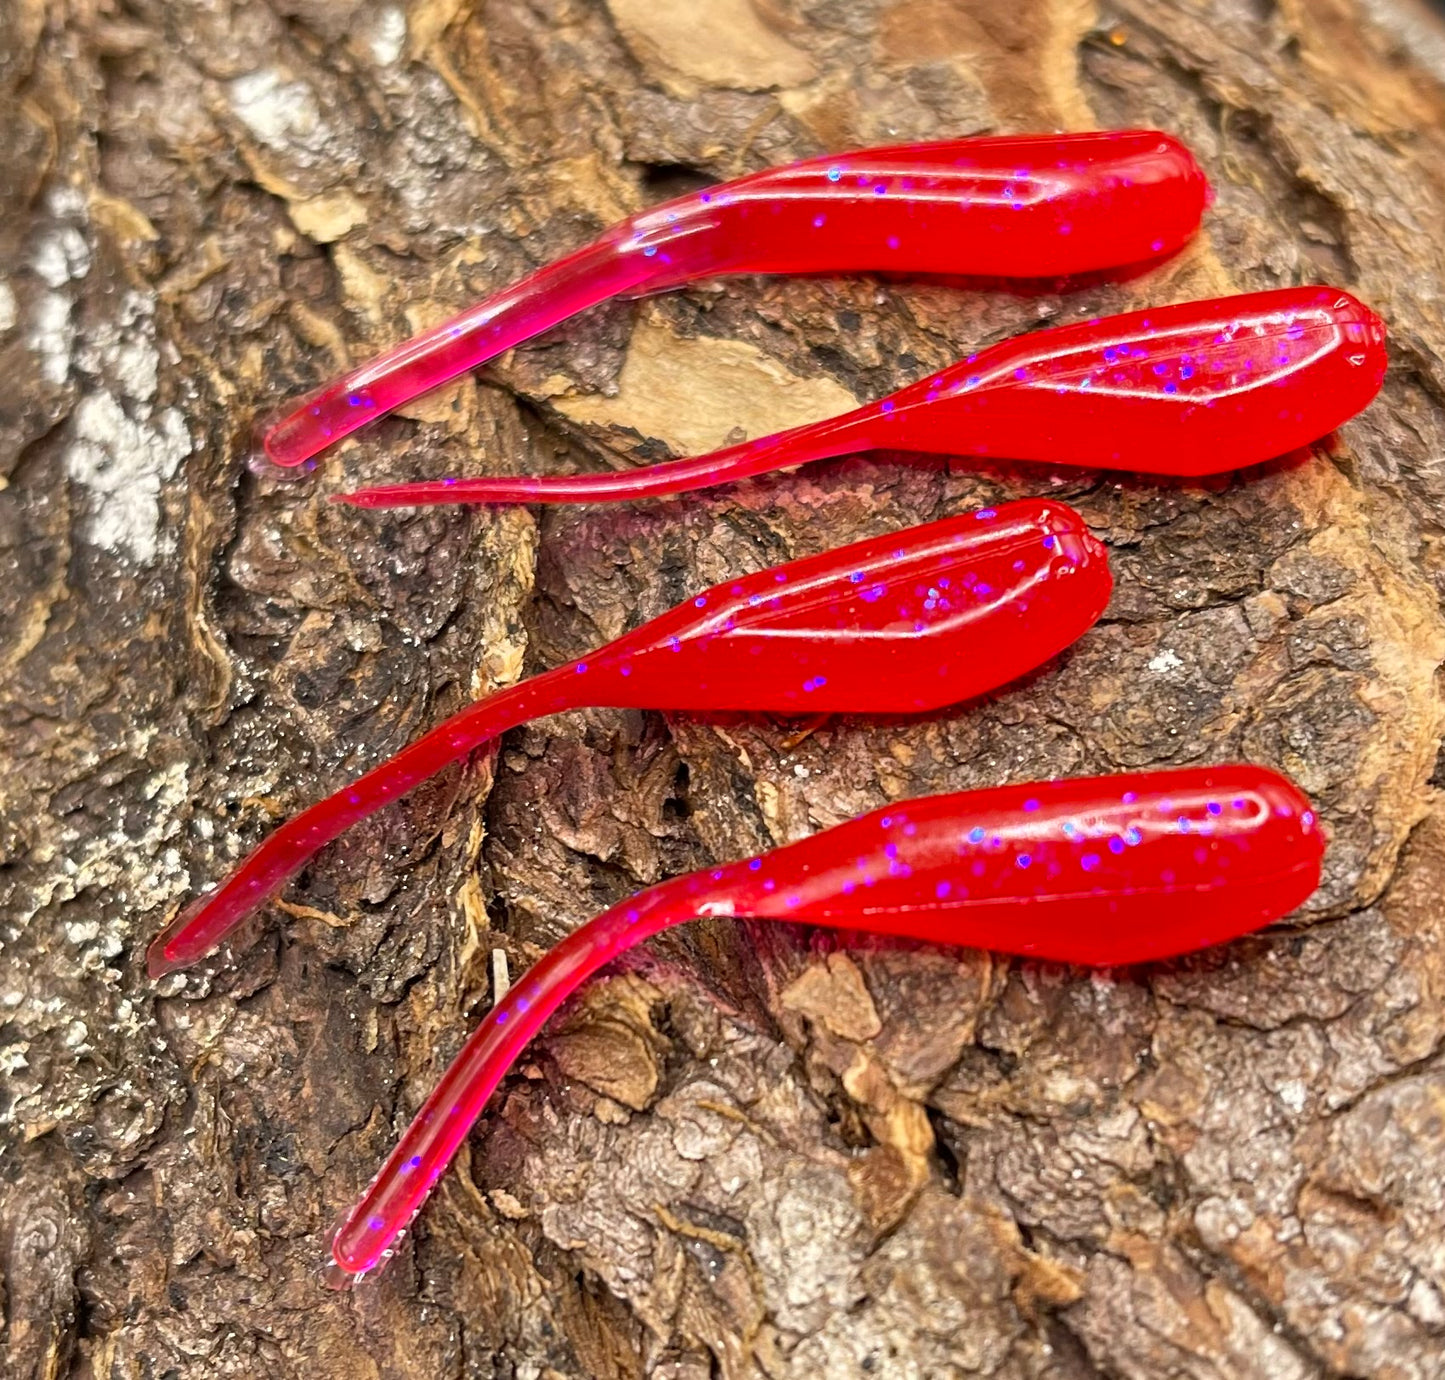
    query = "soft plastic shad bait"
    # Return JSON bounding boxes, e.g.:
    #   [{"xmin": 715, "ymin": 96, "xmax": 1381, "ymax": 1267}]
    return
[
  {"xmin": 148, "ymin": 499, "xmax": 1110, "ymax": 977},
  {"xmin": 328, "ymin": 763, "xmax": 1323, "ymax": 1279},
  {"xmin": 255, "ymin": 130, "xmax": 1208, "ymax": 471},
  {"xmin": 335, "ymin": 287, "xmax": 1387, "ymax": 509}
]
